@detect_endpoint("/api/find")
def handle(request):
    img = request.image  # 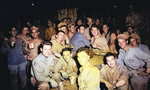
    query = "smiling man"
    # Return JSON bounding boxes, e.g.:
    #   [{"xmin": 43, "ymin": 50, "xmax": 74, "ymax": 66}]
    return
[{"xmin": 100, "ymin": 52, "xmax": 130, "ymax": 90}]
